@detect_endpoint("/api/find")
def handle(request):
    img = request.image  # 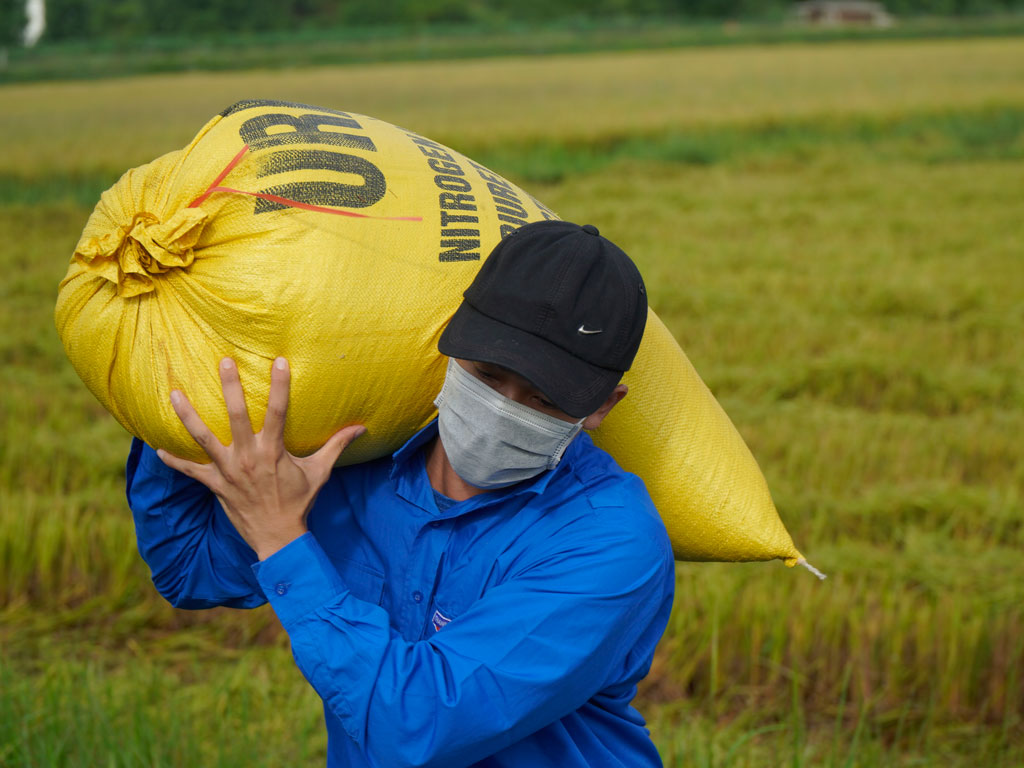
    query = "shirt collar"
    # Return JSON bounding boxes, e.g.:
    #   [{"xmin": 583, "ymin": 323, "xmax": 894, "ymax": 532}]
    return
[{"xmin": 391, "ymin": 418, "xmax": 441, "ymax": 469}]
